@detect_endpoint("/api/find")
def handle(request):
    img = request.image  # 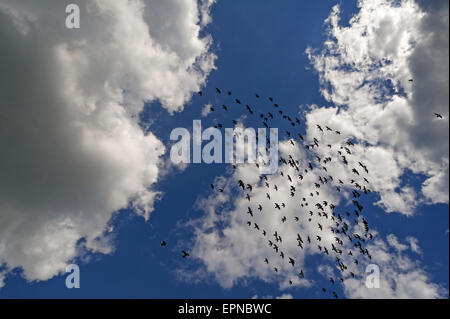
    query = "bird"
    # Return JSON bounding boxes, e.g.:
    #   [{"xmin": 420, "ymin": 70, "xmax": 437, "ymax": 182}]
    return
[
  {"xmin": 434, "ymin": 113, "xmax": 443, "ymax": 119},
  {"xmin": 182, "ymin": 250, "xmax": 190, "ymax": 258},
  {"xmin": 161, "ymin": 240, "xmax": 167, "ymax": 247},
  {"xmin": 288, "ymin": 258, "xmax": 295, "ymax": 267}
]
